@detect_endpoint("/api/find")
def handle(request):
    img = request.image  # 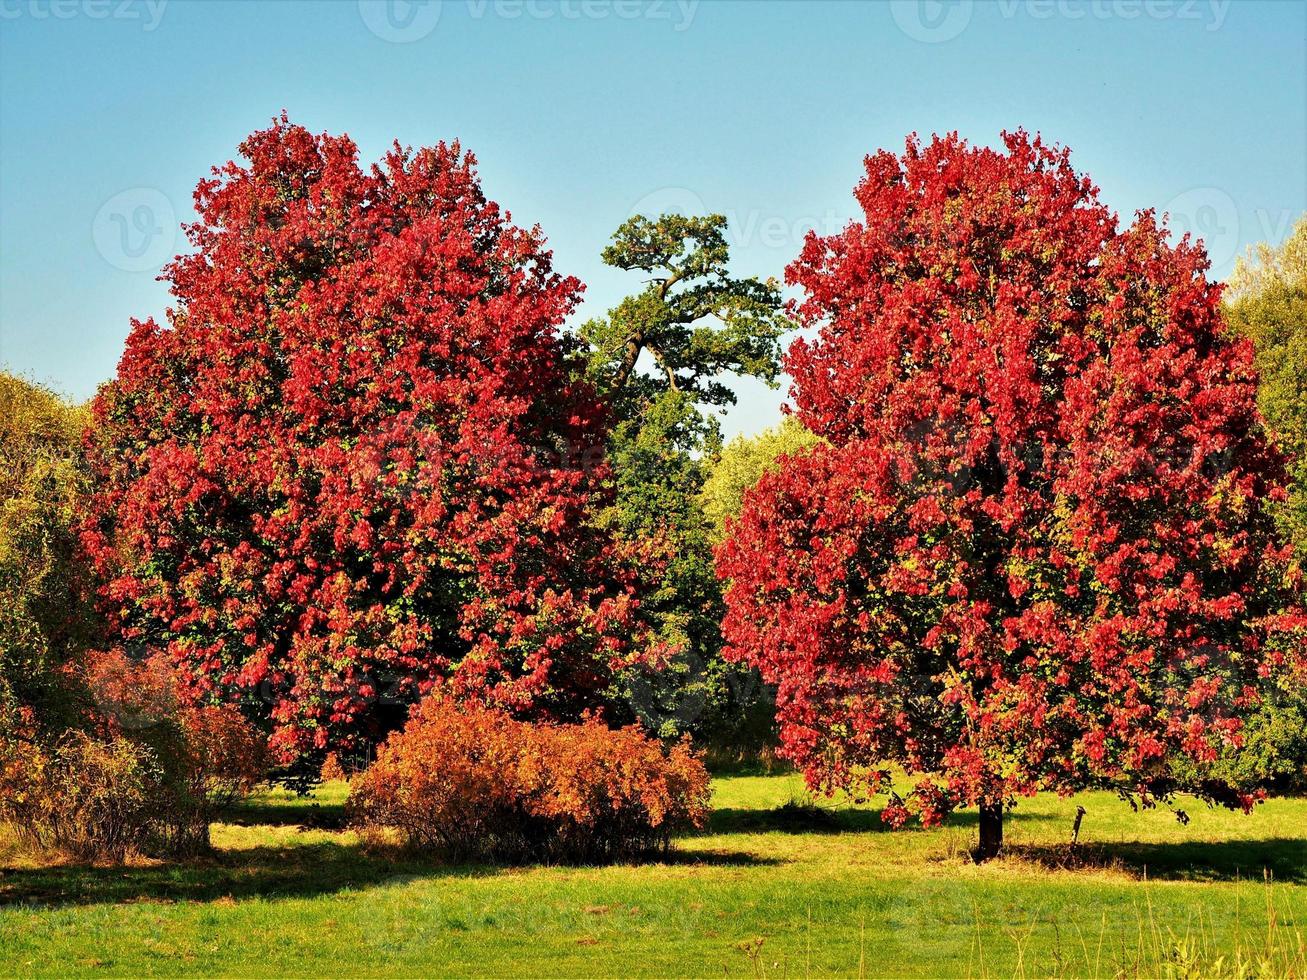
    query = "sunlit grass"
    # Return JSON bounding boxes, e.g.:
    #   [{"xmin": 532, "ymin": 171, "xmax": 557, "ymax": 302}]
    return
[{"xmin": 1, "ymin": 775, "xmax": 1304, "ymax": 977}]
